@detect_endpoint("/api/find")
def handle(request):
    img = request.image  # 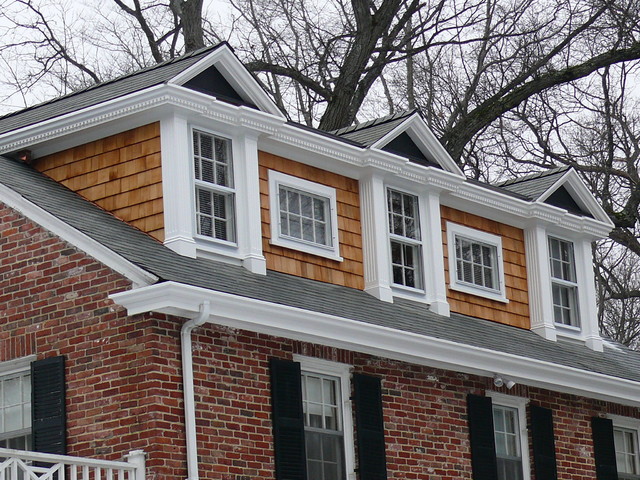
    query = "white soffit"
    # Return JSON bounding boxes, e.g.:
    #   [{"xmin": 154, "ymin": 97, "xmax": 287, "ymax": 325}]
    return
[{"xmin": 111, "ymin": 281, "xmax": 640, "ymax": 407}]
